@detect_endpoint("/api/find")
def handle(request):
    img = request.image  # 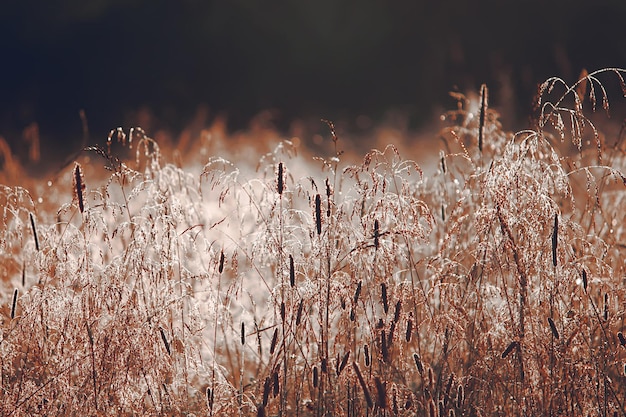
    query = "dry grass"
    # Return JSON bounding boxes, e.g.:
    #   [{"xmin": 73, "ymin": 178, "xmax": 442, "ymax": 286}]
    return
[{"xmin": 1, "ymin": 68, "xmax": 626, "ymax": 416}]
